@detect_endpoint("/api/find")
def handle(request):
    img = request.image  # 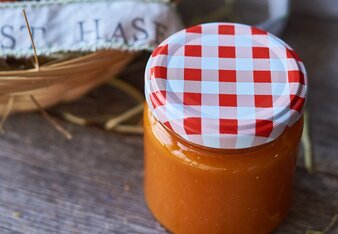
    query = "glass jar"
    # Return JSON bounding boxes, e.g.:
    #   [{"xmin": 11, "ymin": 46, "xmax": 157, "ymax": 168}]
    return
[
  {"xmin": 144, "ymin": 104, "xmax": 303, "ymax": 234},
  {"xmin": 143, "ymin": 22, "xmax": 307, "ymax": 234}
]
